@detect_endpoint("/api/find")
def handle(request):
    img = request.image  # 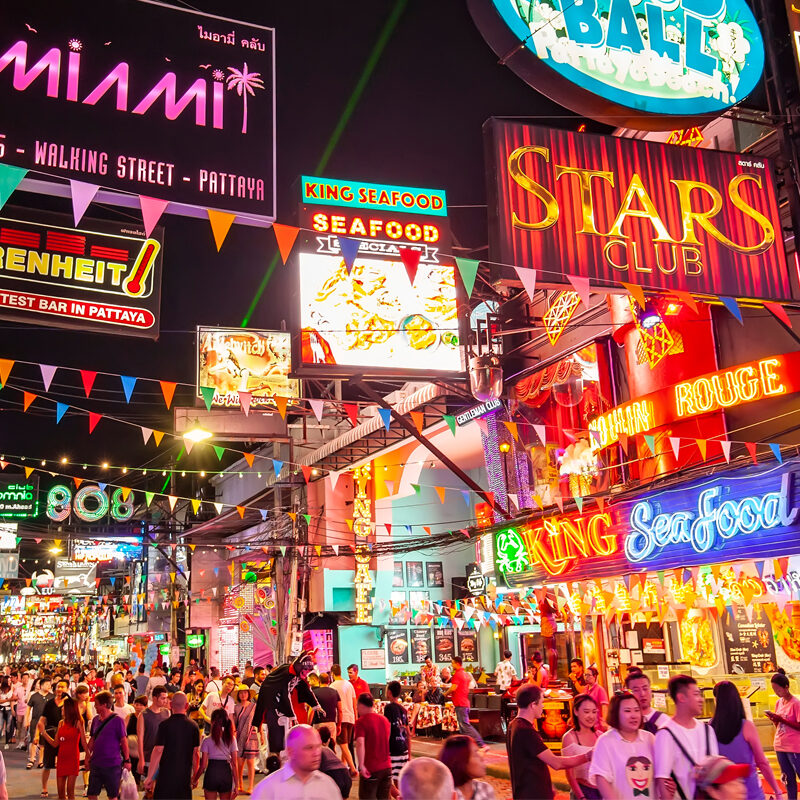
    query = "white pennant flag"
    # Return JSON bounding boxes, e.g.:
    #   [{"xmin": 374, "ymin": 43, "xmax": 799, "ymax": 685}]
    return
[
  {"xmin": 669, "ymin": 437, "xmax": 681, "ymax": 459},
  {"xmin": 214, "ymin": 502, "xmax": 223, "ymax": 515},
  {"xmin": 331, "ymin": 545, "xmax": 339, "ymax": 556},
  {"xmin": 308, "ymin": 398, "xmax": 325, "ymax": 422}
]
